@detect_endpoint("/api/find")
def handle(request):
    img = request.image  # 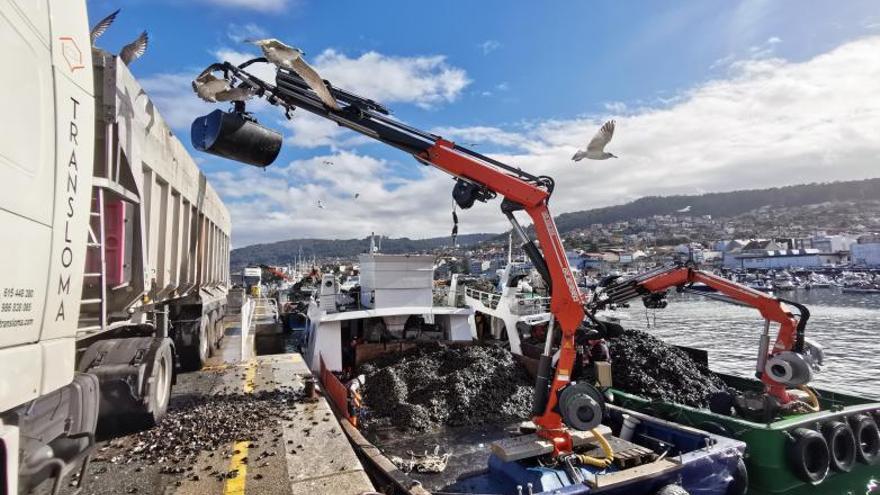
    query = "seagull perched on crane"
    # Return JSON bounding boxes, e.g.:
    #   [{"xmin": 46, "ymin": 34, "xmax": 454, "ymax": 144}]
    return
[
  {"xmin": 572, "ymin": 120, "xmax": 617, "ymax": 161},
  {"xmin": 247, "ymin": 38, "xmax": 340, "ymax": 110}
]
